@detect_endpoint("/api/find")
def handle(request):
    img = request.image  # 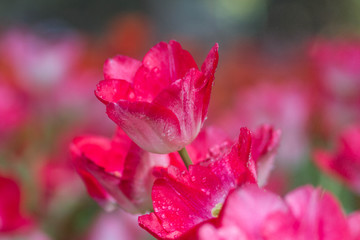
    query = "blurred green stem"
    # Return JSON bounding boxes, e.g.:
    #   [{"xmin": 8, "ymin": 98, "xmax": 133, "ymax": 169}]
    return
[{"xmin": 319, "ymin": 173, "xmax": 342, "ymax": 198}]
